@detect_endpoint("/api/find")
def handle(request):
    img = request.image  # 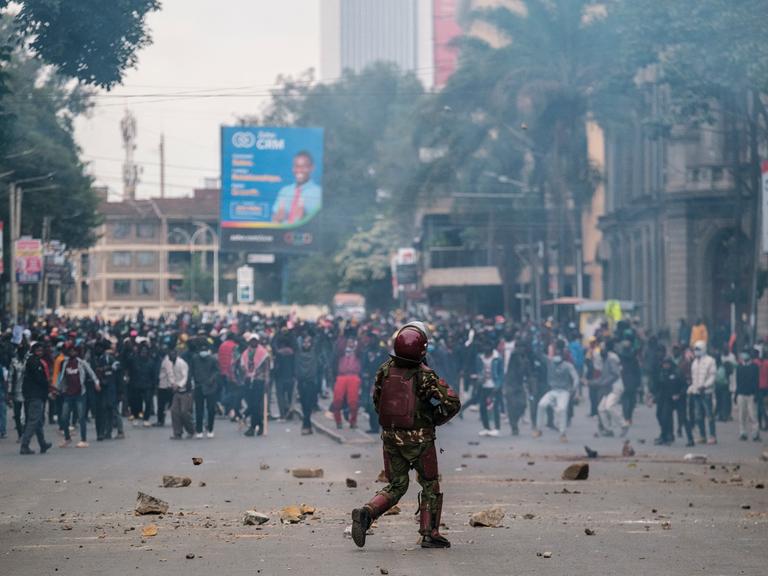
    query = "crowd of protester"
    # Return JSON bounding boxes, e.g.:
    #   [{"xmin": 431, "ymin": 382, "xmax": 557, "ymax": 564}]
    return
[{"xmin": 1, "ymin": 308, "xmax": 767, "ymax": 455}]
